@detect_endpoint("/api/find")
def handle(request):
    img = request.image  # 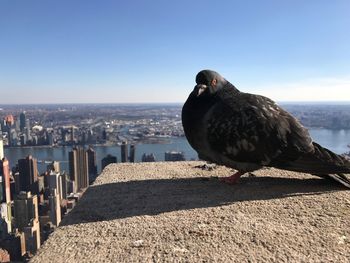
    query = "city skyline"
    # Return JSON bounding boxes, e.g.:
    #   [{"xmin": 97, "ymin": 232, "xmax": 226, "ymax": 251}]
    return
[{"xmin": 0, "ymin": 1, "xmax": 349, "ymax": 104}]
